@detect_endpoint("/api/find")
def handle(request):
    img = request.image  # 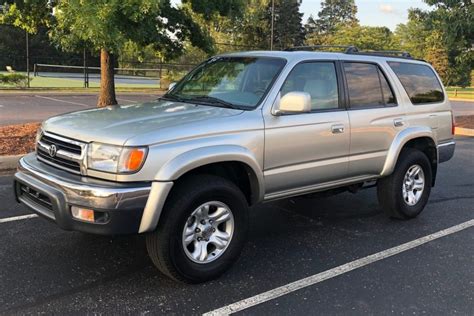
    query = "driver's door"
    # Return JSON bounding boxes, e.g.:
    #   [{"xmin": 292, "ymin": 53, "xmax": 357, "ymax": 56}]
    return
[{"xmin": 263, "ymin": 61, "xmax": 350, "ymax": 197}]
